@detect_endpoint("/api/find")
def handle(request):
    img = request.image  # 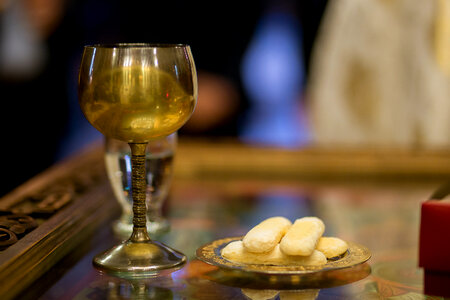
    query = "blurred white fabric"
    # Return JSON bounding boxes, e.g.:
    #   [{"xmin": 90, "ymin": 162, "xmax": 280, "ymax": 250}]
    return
[{"xmin": 308, "ymin": 0, "xmax": 450, "ymax": 149}]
